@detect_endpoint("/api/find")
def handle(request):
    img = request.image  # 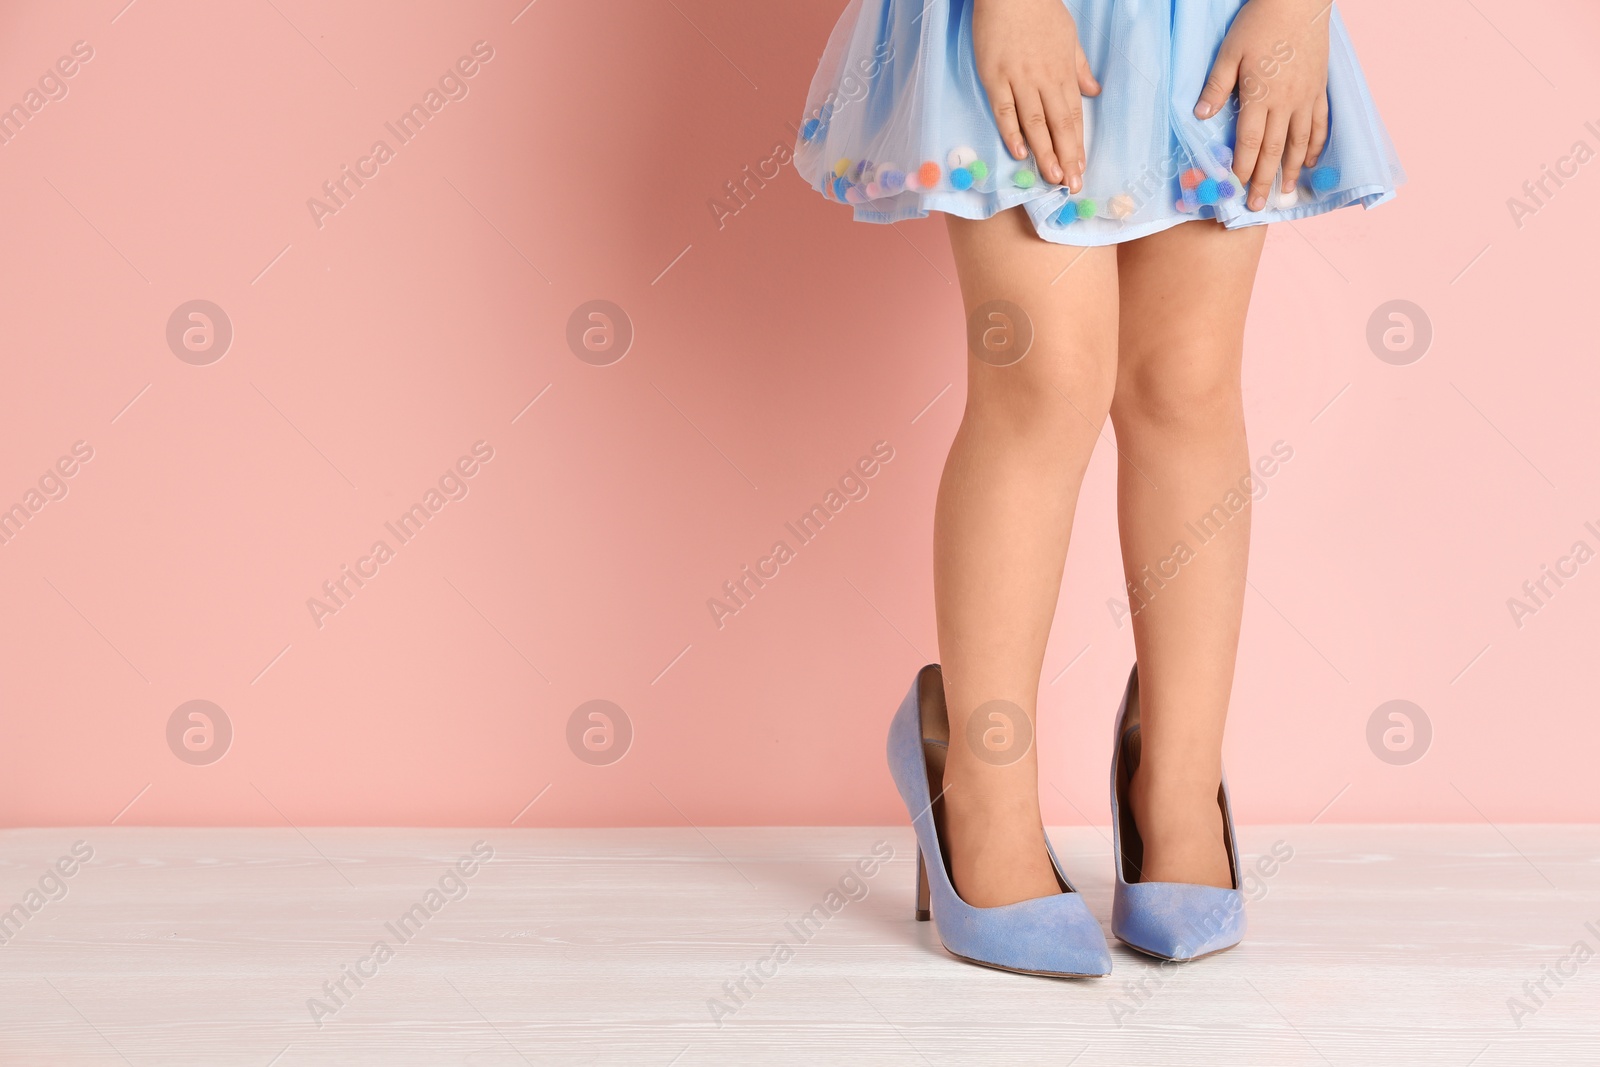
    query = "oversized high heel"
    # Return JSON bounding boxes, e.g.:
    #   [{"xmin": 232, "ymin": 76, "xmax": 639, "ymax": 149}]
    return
[
  {"xmin": 887, "ymin": 665, "xmax": 1111, "ymax": 977},
  {"xmin": 1109, "ymin": 664, "xmax": 1247, "ymax": 961}
]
